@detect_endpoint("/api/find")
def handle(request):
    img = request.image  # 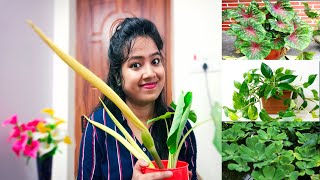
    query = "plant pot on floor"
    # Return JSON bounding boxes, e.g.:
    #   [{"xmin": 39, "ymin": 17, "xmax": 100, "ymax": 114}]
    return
[
  {"xmin": 142, "ymin": 160, "xmax": 189, "ymax": 180},
  {"xmin": 262, "ymin": 91, "xmax": 292, "ymax": 114},
  {"xmin": 264, "ymin": 48, "xmax": 287, "ymax": 60}
]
